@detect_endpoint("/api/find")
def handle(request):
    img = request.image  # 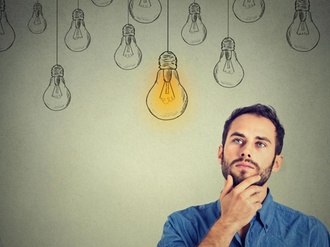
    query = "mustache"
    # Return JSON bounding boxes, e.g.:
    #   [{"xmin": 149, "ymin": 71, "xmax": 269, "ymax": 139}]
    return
[{"xmin": 229, "ymin": 157, "xmax": 260, "ymax": 170}]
